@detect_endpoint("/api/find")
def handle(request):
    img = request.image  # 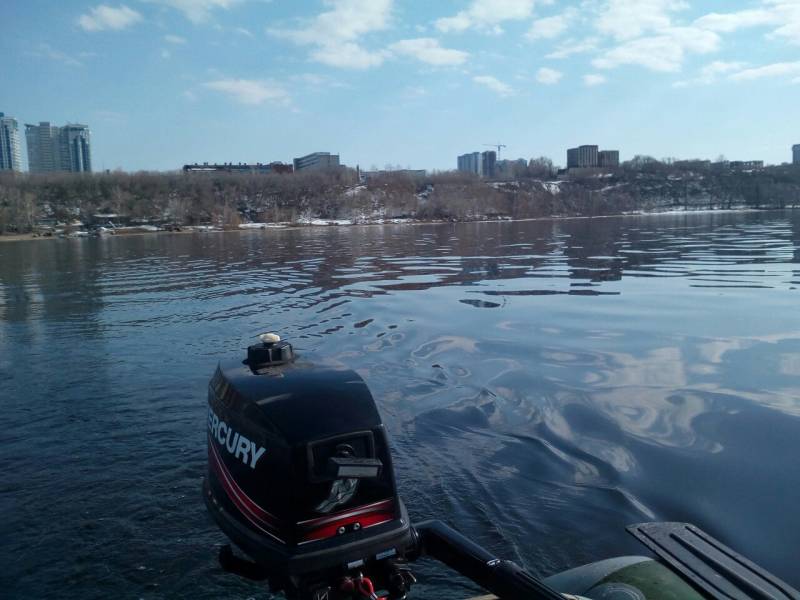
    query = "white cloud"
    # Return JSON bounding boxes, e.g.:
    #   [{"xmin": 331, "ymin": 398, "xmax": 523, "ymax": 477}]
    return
[
  {"xmin": 673, "ymin": 60, "xmax": 747, "ymax": 87},
  {"xmin": 310, "ymin": 42, "xmax": 387, "ymax": 69},
  {"xmin": 729, "ymin": 61, "xmax": 800, "ymax": 82},
  {"xmin": 692, "ymin": 1, "xmax": 800, "ymax": 46},
  {"xmin": 161, "ymin": 49, "xmax": 171, "ymax": 59},
  {"xmin": 204, "ymin": 79, "xmax": 290, "ymax": 105},
  {"xmin": 145, "ymin": 0, "xmax": 243, "ymax": 24},
  {"xmin": 77, "ymin": 4, "xmax": 142, "ymax": 31},
  {"xmin": 388, "ymin": 38, "xmax": 468, "ymax": 66},
  {"xmin": 473, "ymin": 75, "xmax": 513, "ymax": 96},
  {"xmin": 164, "ymin": 34, "xmax": 186, "ymax": 44},
  {"xmin": 234, "ymin": 27, "xmax": 253, "ymax": 37},
  {"xmin": 592, "ymin": 26, "xmax": 719, "ymax": 72},
  {"xmin": 693, "ymin": 9, "xmax": 776, "ymax": 33},
  {"xmin": 536, "ymin": 67, "xmax": 563, "ymax": 84},
  {"xmin": 30, "ymin": 43, "xmax": 85, "ymax": 67},
  {"xmin": 595, "ymin": 0, "xmax": 688, "ymax": 40},
  {"xmin": 269, "ymin": 0, "xmax": 392, "ymax": 69},
  {"xmin": 436, "ymin": 0, "xmax": 536, "ymax": 34},
  {"xmin": 768, "ymin": 0, "xmax": 800, "ymax": 45},
  {"xmin": 583, "ymin": 73, "xmax": 607, "ymax": 86},
  {"xmin": 546, "ymin": 37, "xmax": 599, "ymax": 59},
  {"xmin": 527, "ymin": 11, "xmax": 574, "ymax": 40}
]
